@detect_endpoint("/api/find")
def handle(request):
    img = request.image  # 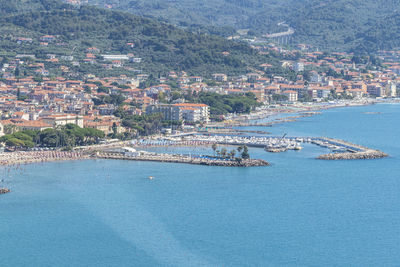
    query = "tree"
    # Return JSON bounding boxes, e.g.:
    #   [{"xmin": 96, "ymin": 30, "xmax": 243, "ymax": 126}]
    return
[
  {"xmin": 241, "ymin": 145, "xmax": 250, "ymax": 159},
  {"xmin": 6, "ymin": 138, "xmax": 25, "ymax": 148},
  {"xmin": 15, "ymin": 67, "xmax": 20, "ymax": 77},
  {"xmin": 229, "ymin": 149, "xmax": 236, "ymax": 158},
  {"xmin": 4, "ymin": 124, "xmax": 18, "ymax": 135},
  {"xmin": 112, "ymin": 122, "xmax": 118, "ymax": 137},
  {"xmin": 211, "ymin": 143, "xmax": 217, "ymax": 156},
  {"xmin": 220, "ymin": 148, "xmax": 227, "ymax": 158}
]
